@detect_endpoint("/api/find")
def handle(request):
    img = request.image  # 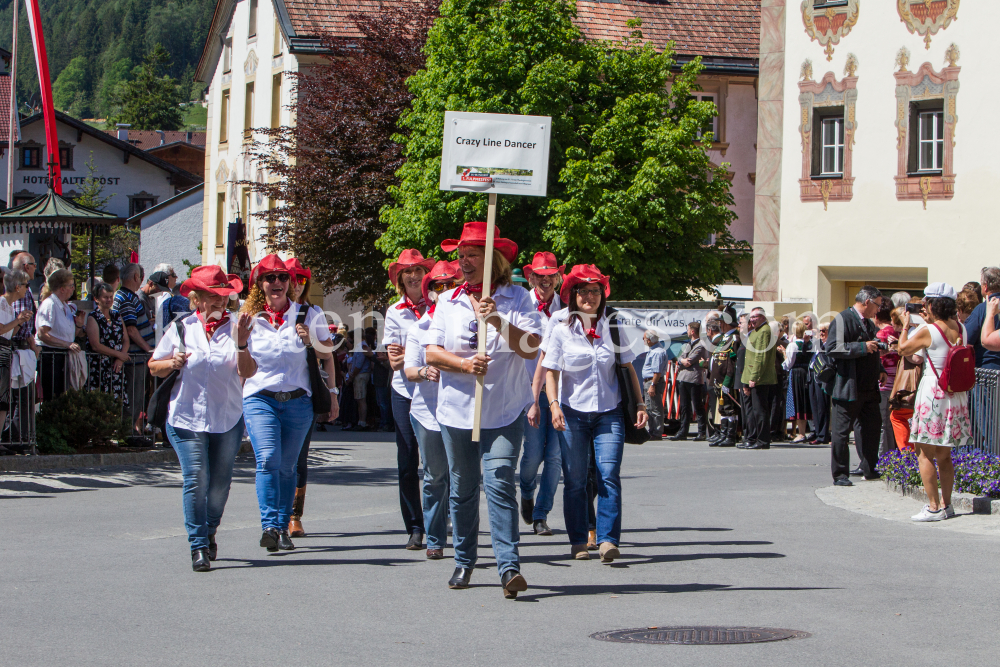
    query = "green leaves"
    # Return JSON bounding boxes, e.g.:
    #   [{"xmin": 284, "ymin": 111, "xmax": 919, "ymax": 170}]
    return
[
  {"xmin": 381, "ymin": 0, "xmax": 748, "ymax": 299},
  {"xmin": 106, "ymin": 44, "xmax": 183, "ymax": 131}
]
